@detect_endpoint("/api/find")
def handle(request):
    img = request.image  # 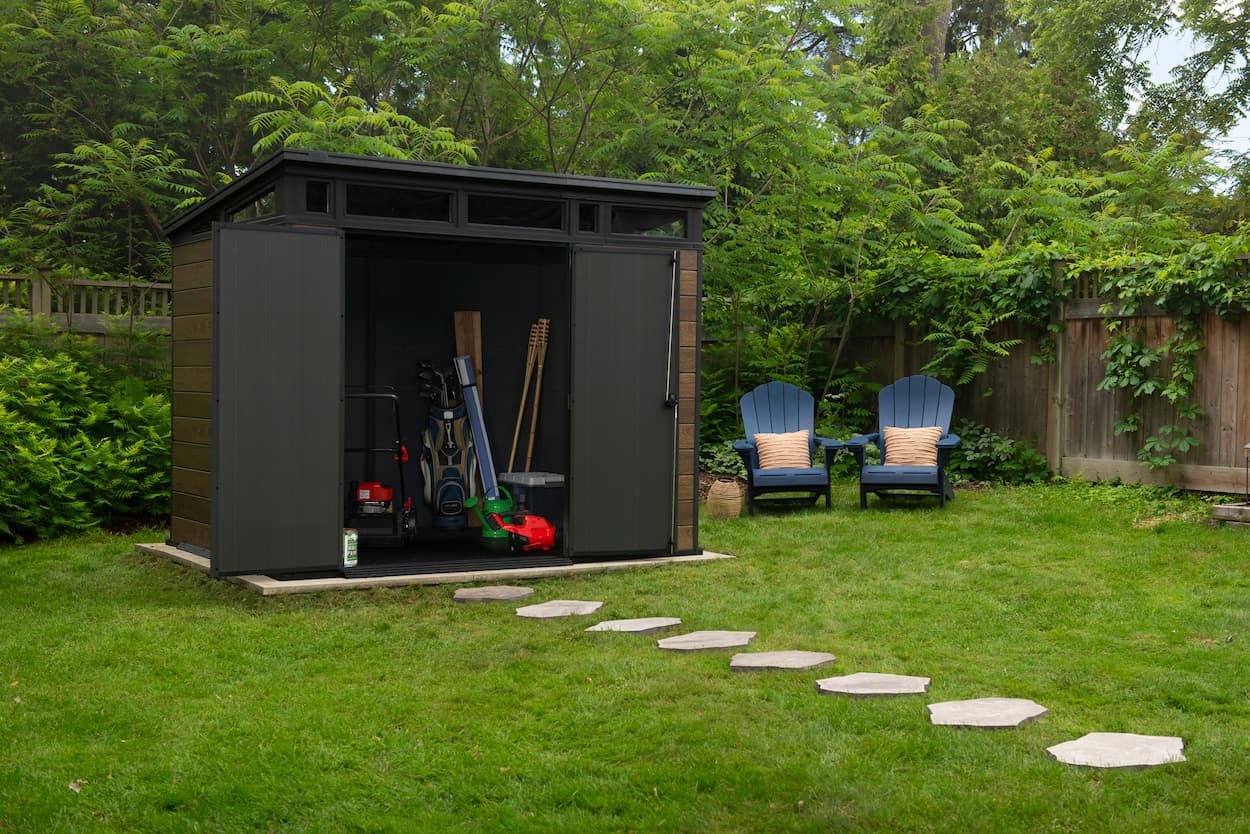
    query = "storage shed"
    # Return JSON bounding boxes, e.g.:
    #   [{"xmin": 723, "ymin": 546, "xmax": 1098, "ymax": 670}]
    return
[{"xmin": 162, "ymin": 150, "xmax": 713, "ymax": 578}]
